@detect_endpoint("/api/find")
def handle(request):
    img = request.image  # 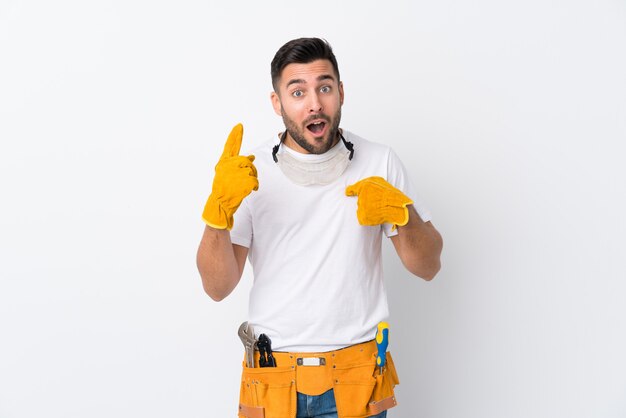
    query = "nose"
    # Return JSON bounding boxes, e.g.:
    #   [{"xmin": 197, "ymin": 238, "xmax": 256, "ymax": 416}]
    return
[{"xmin": 308, "ymin": 93, "xmax": 323, "ymax": 113}]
